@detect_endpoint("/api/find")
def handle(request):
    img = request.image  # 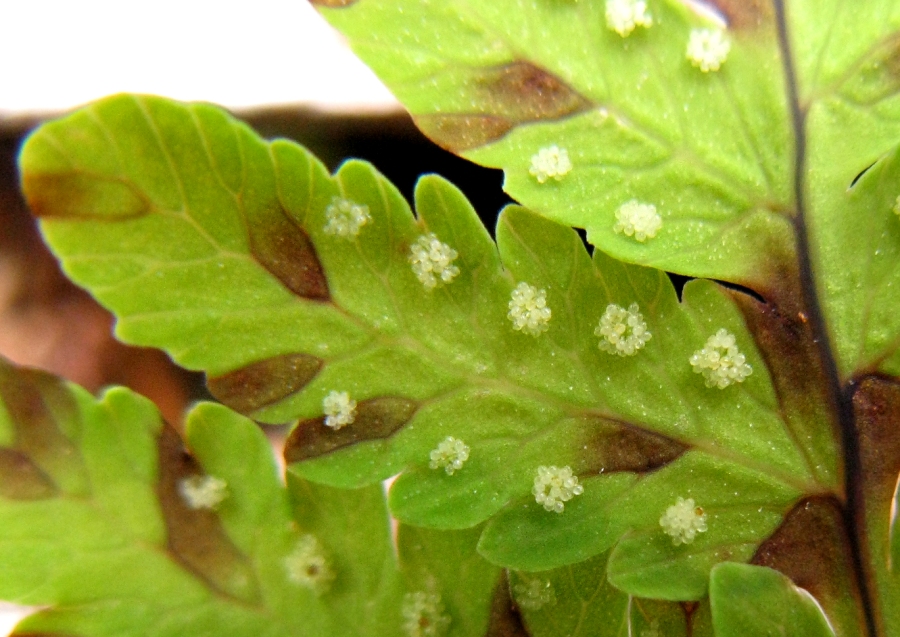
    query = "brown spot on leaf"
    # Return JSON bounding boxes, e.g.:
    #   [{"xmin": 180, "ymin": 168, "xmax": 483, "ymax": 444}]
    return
[
  {"xmin": 702, "ymin": 0, "xmax": 772, "ymax": 29},
  {"xmin": 246, "ymin": 201, "xmax": 329, "ymax": 301},
  {"xmin": 414, "ymin": 61, "xmax": 593, "ymax": 153},
  {"xmin": 854, "ymin": 376, "xmax": 900, "ymax": 503},
  {"xmin": 309, "ymin": 0, "xmax": 359, "ymax": 5},
  {"xmin": 284, "ymin": 396, "xmax": 418, "ymax": 463},
  {"xmin": 485, "ymin": 572, "xmax": 531, "ymax": 637},
  {"xmin": 729, "ymin": 284, "xmax": 839, "ymax": 486},
  {"xmin": 156, "ymin": 425, "xmax": 261, "ymax": 603},
  {"xmin": 0, "ymin": 360, "xmax": 82, "ymax": 486},
  {"xmin": 0, "ymin": 448, "xmax": 57, "ymax": 500},
  {"xmin": 414, "ymin": 115, "xmax": 514, "ymax": 153},
  {"xmin": 752, "ymin": 497, "xmax": 867, "ymax": 636},
  {"xmin": 478, "ymin": 62, "xmax": 592, "ymax": 122},
  {"xmin": 208, "ymin": 353, "xmax": 322, "ymax": 415},
  {"xmin": 22, "ymin": 173, "xmax": 149, "ymax": 220},
  {"xmin": 853, "ymin": 375, "xmax": 900, "ymax": 616},
  {"xmin": 584, "ymin": 418, "xmax": 687, "ymax": 474}
]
